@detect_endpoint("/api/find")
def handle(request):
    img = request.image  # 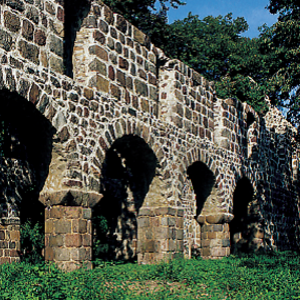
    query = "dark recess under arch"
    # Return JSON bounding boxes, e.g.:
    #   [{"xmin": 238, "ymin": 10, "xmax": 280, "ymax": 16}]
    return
[{"xmin": 93, "ymin": 134, "xmax": 157, "ymax": 261}]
